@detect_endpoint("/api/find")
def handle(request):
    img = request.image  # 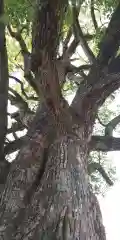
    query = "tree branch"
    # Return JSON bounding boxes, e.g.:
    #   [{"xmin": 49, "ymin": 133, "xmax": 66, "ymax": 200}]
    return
[
  {"xmin": 67, "ymin": 64, "xmax": 91, "ymax": 75},
  {"xmin": 8, "ymin": 25, "xmax": 39, "ymax": 94},
  {"xmin": 73, "ymin": 6, "xmax": 96, "ymax": 64},
  {"xmin": 9, "ymin": 76, "xmax": 38, "ymax": 101},
  {"xmin": 88, "ymin": 162, "xmax": 113, "ymax": 185},
  {"xmin": 4, "ymin": 137, "xmax": 25, "ymax": 155},
  {"xmin": 108, "ymin": 56, "xmax": 120, "ymax": 74},
  {"xmin": 9, "ymin": 87, "xmax": 28, "ymax": 111},
  {"xmin": 63, "ymin": 28, "xmax": 72, "ymax": 55},
  {"xmin": 105, "ymin": 114, "xmax": 120, "ymax": 136},
  {"xmin": 71, "ymin": 3, "xmax": 120, "ymax": 119},
  {"xmin": 63, "ymin": 38, "xmax": 79, "ymax": 60},
  {"xmin": 7, "ymin": 122, "xmax": 25, "ymax": 134},
  {"xmin": 90, "ymin": 135, "xmax": 120, "ymax": 151},
  {"xmin": 6, "ymin": 134, "xmax": 120, "ymax": 155},
  {"xmin": 8, "ymin": 25, "xmax": 29, "ymax": 54},
  {"xmin": 62, "ymin": 0, "xmax": 86, "ymax": 59},
  {"xmin": 8, "ymin": 111, "xmax": 22, "ymax": 123},
  {"xmin": 98, "ymin": 2, "xmax": 120, "ymax": 66},
  {"xmin": 97, "ymin": 114, "xmax": 106, "ymax": 127},
  {"xmin": 63, "ymin": 32, "xmax": 95, "ymax": 60},
  {"xmin": 90, "ymin": 0, "xmax": 98, "ymax": 30},
  {"xmin": 72, "ymin": 71, "xmax": 120, "ymax": 118}
]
